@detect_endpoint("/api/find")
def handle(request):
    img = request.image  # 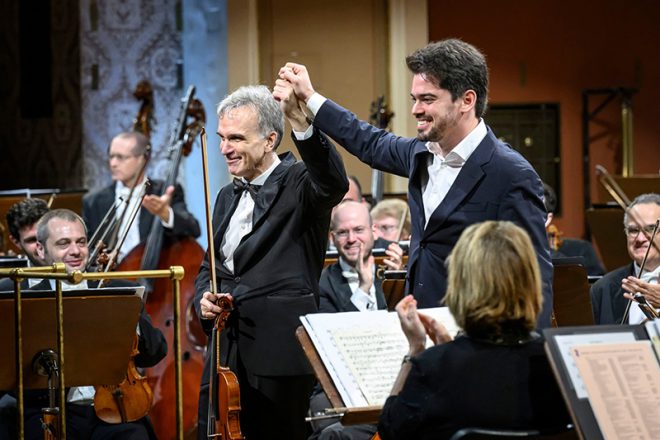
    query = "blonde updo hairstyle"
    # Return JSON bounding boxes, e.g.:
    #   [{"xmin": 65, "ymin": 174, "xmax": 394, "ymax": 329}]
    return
[{"xmin": 444, "ymin": 221, "xmax": 542, "ymax": 338}]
